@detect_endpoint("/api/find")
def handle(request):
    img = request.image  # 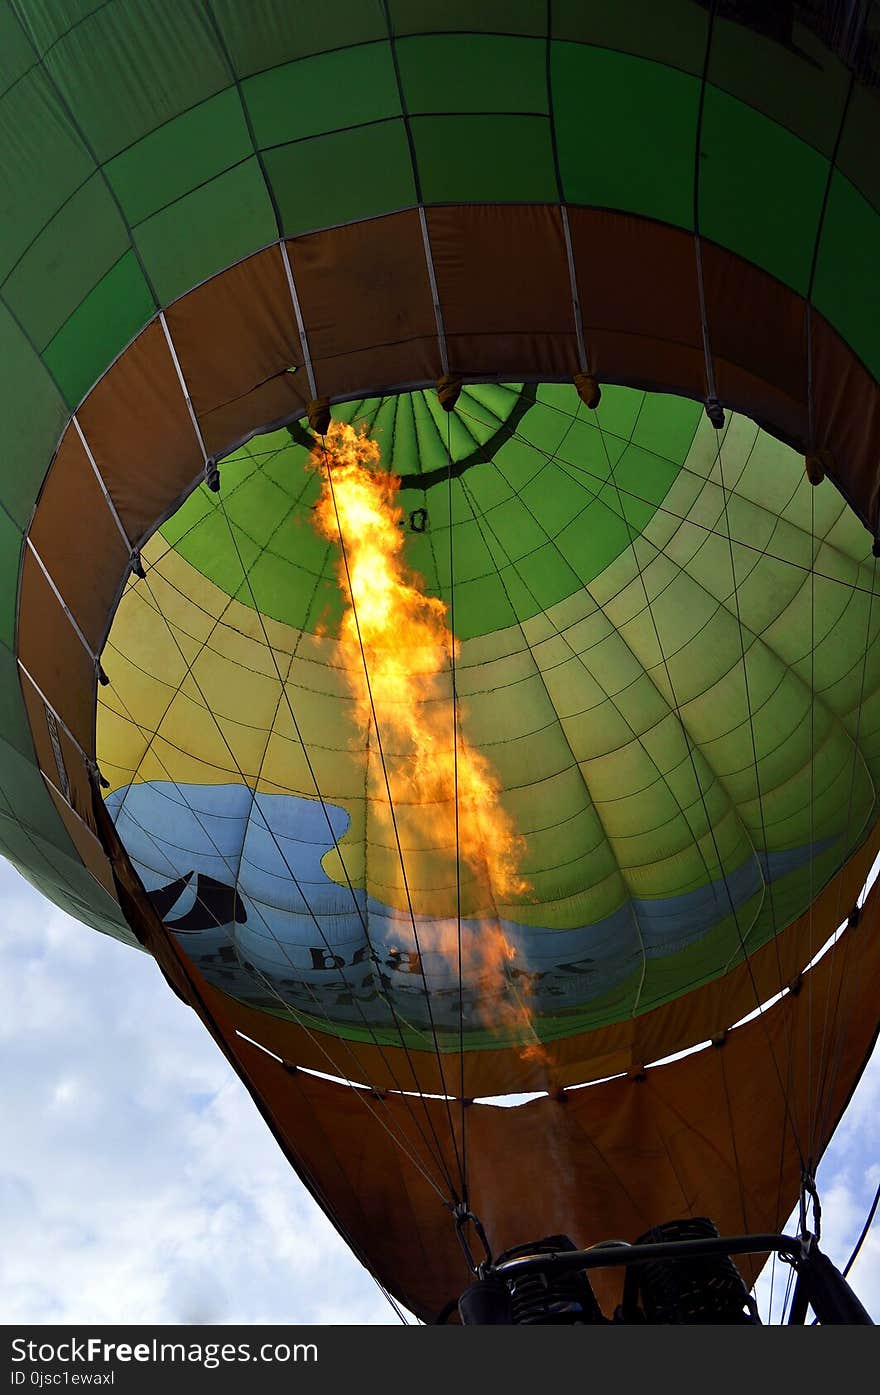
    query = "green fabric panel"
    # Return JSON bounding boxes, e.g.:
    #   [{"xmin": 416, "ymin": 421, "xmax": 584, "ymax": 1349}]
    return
[
  {"xmin": 698, "ymin": 84, "xmax": 828, "ymax": 294},
  {"xmin": 0, "ymin": 642, "xmax": 33, "ymax": 759},
  {"xmin": 0, "ymin": 731, "xmax": 74, "ymax": 852},
  {"xmin": 264, "ymin": 121, "xmax": 415, "ymax": 236},
  {"xmin": 43, "ymin": 250, "xmax": 155, "ymax": 408},
  {"xmin": 396, "ymin": 34, "xmax": 547, "ymax": 114},
  {"xmin": 0, "ymin": 3, "xmax": 34, "ymax": 88},
  {"xmin": 813, "ymin": 171, "xmax": 880, "ymax": 381},
  {"xmin": 0, "ymin": 802, "xmax": 132, "ymax": 942},
  {"xmin": 0, "ymin": 510, "xmax": 20, "ymax": 650},
  {"xmin": 410, "ymin": 114, "xmax": 556, "ymax": 203},
  {"xmin": 388, "ymin": 0, "xmax": 546, "ymax": 36},
  {"xmin": 552, "ymin": 42, "xmax": 699, "ymax": 229},
  {"xmin": 36, "ymin": 0, "xmax": 228, "ymax": 162},
  {"xmin": 0, "ymin": 808, "xmax": 65, "ymax": 888},
  {"xmin": 134, "ymin": 158, "xmax": 277, "ymax": 305},
  {"xmin": 212, "ymin": 0, "xmax": 387, "ymax": 75},
  {"xmin": 552, "ymin": 0, "xmax": 706, "ymax": 71},
  {"xmin": 162, "ymin": 385, "xmax": 696, "ymax": 642},
  {"xmin": 0, "ymin": 300, "xmax": 68, "ymax": 529},
  {"xmin": 3, "ymin": 172, "xmax": 128, "ymax": 349},
  {"xmin": 0, "ymin": 66, "xmax": 94, "ymax": 282},
  {"xmin": 105, "ymin": 87, "xmax": 251, "ymax": 225},
  {"xmin": 707, "ymin": 13, "xmax": 849, "ymax": 161},
  {"xmin": 244, "ymin": 42, "xmax": 400, "ymax": 148},
  {"xmin": 11, "ymin": 1, "xmax": 117, "ymax": 51}
]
